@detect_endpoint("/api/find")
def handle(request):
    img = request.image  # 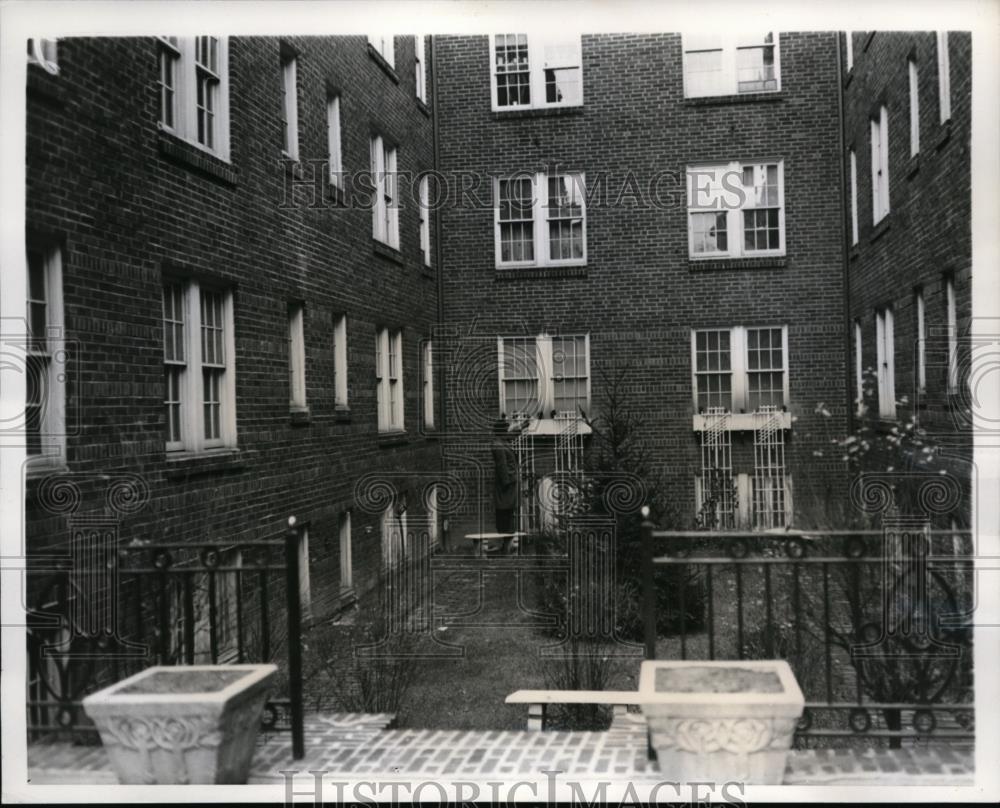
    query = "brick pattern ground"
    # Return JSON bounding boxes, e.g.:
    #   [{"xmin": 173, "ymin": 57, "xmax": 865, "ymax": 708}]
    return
[{"xmin": 27, "ymin": 710, "xmax": 974, "ymax": 786}]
